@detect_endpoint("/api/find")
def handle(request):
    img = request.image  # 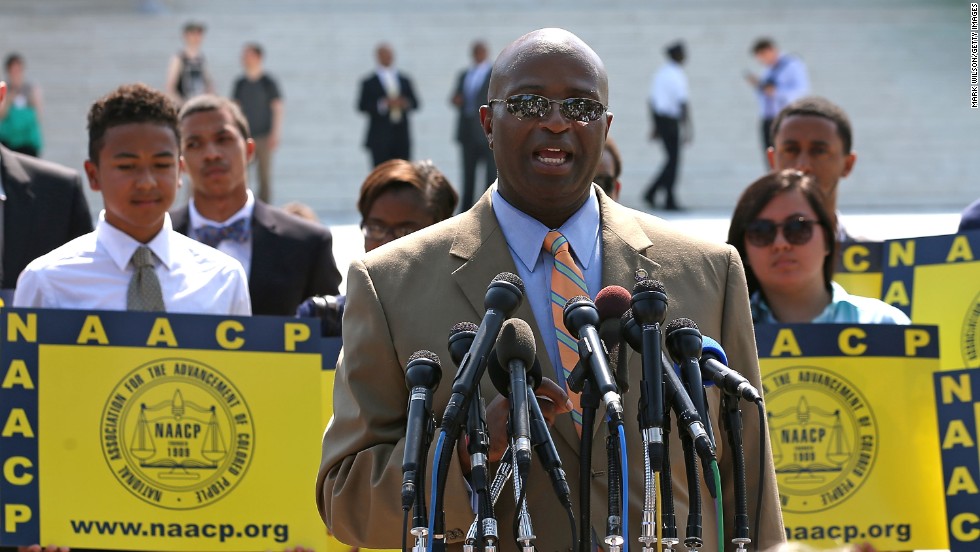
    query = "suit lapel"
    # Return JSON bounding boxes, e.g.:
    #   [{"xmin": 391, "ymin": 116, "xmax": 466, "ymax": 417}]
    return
[
  {"xmin": 248, "ymin": 202, "xmax": 276, "ymax": 294},
  {"xmin": 1, "ymin": 148, "xmax": 34, "ymax": 281}
]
